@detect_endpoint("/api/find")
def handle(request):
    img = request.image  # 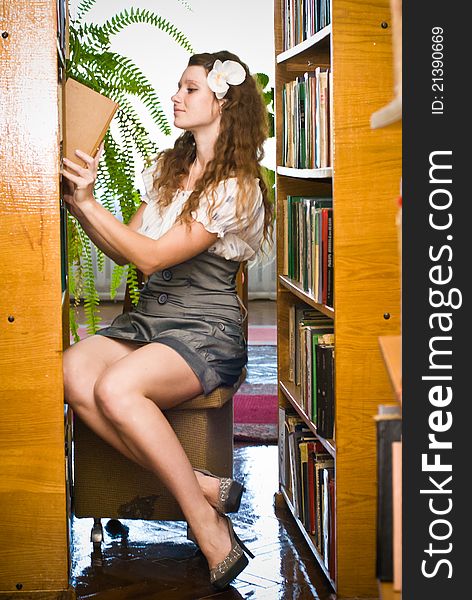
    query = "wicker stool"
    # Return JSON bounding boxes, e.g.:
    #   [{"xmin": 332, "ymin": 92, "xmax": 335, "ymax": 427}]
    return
[{"xmin": 72, "ymin": 376, "xmax": 242, "ymax": 526}]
